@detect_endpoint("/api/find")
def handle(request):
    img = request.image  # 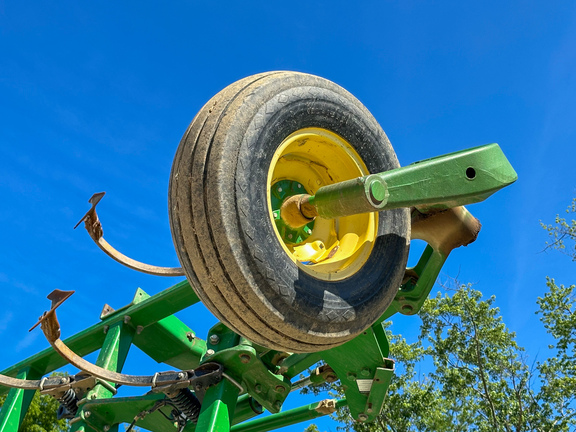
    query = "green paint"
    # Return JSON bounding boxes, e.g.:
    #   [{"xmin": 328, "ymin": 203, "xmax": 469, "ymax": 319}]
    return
[
  {"xmin": 204, "ymin": 325, "xmax": 290, "ymax": 414},
  {"xmin": 321, "ymin": 326, "xmax": 392, "ymax": 422},
  {"xmin": 230, "ymin": 399, "xmax": 347, "ymax": 432},
  {"xmin": 379, "ymin": 245, "xmax": 447, "ymax": 323},
  {"xmin": 196, "ymin": 378, "xmax": 240, "ymax": 432},
  {"xmin": 0, "ymin": 368, "xmax": 40, "ymax": 432},
  {"xmin": 0, "ymin": 280, "xmax": 200, "ymax": 395},
  {"xmin": 310, "ymin": 143, "xmax": 517, "ymax": 219},
  {"xmin": 77, "ymin": 393, "xmax": 177, "ymax": 432},
  {"xmin": 71, "ymin": 321, "xmax": 135, "ymax": 432}
]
